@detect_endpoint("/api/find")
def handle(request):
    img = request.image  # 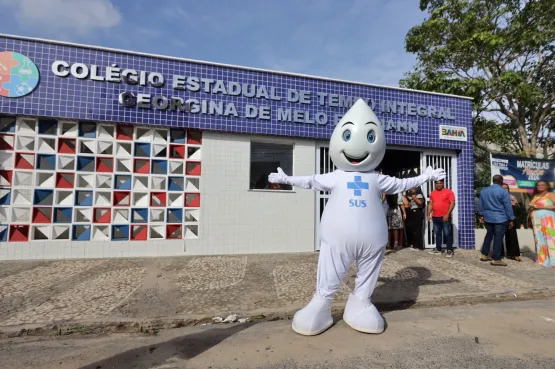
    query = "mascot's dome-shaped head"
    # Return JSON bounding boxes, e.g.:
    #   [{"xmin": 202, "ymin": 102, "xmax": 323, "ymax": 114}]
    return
[{"xmin": 329, "ymin": 98, "xmax": 386, "ymax": 172}]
